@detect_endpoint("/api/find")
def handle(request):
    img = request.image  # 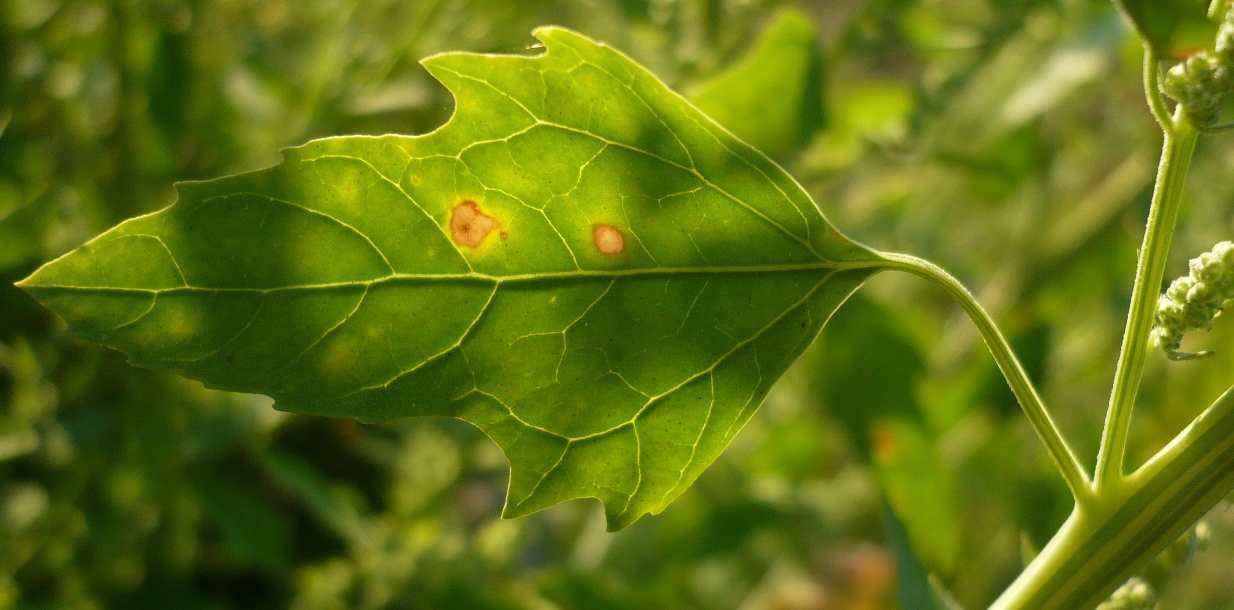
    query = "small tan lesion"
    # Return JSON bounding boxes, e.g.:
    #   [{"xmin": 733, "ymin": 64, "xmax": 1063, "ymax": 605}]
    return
[
  {"xmin": 593, "ymin": 224, "xmax": 625, "ymax": 255},
  {"xmin": 451, "ymin": 201, "xmax": 499, "ymax": 248}
]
